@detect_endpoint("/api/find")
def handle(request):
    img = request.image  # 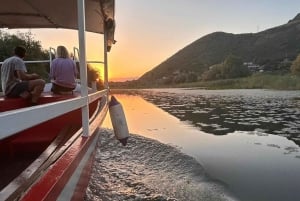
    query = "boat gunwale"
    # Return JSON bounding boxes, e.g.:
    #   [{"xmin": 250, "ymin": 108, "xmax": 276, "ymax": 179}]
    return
[{"xmin": 0, "ymin": 96, "xmax": 108, "ymax": 200}]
